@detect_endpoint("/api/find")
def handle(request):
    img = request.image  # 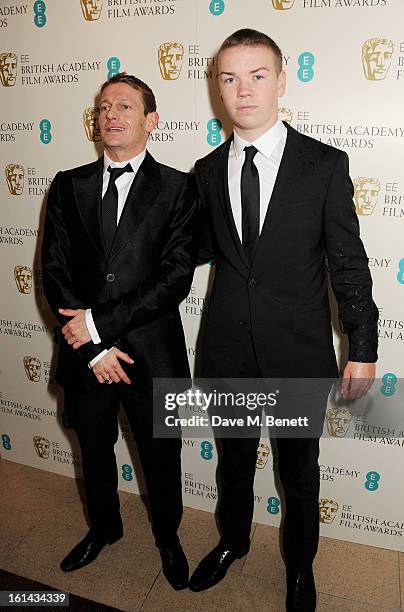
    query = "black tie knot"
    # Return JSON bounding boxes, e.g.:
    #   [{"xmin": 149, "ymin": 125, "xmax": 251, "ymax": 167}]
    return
[
  {"xmin": 107, "ymin": 163, "xmax": 133, "ymax": 184},
  {"xmin": 243, "ymin": 146, "xmax": 258, "ymax": 163}
]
